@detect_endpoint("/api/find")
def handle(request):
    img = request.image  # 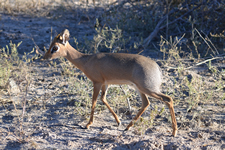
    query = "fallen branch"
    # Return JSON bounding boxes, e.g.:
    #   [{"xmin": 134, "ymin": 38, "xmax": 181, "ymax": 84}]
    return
[
  {"xmin": 184, "ymin": 56, "xmax": 223, "ymax": 70},
  {"xmin": 165, "ymin": 56, "xmax": 224, "ymax": 70},
  {"xmin": 143, "ymin": 3, "xmax": 202, "ymax": 47},
  {"xmin": 143, "ymin": 8, "xmax": 177, "ymax": 47}
]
